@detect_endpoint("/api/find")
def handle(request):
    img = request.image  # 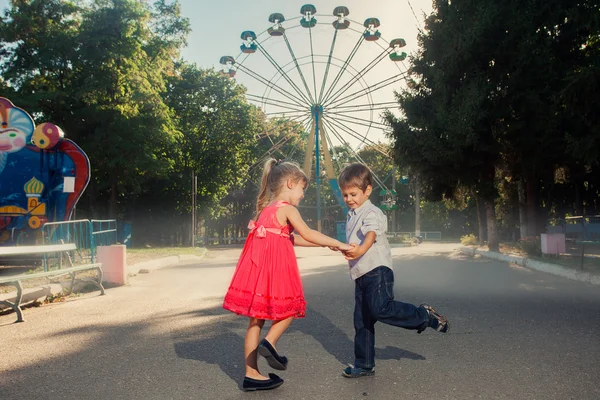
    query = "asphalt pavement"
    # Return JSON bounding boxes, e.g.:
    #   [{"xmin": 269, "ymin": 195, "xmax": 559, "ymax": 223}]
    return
[{"xmin": 1, "ymin": 244, "xmax": 599, "ymax": 400}]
